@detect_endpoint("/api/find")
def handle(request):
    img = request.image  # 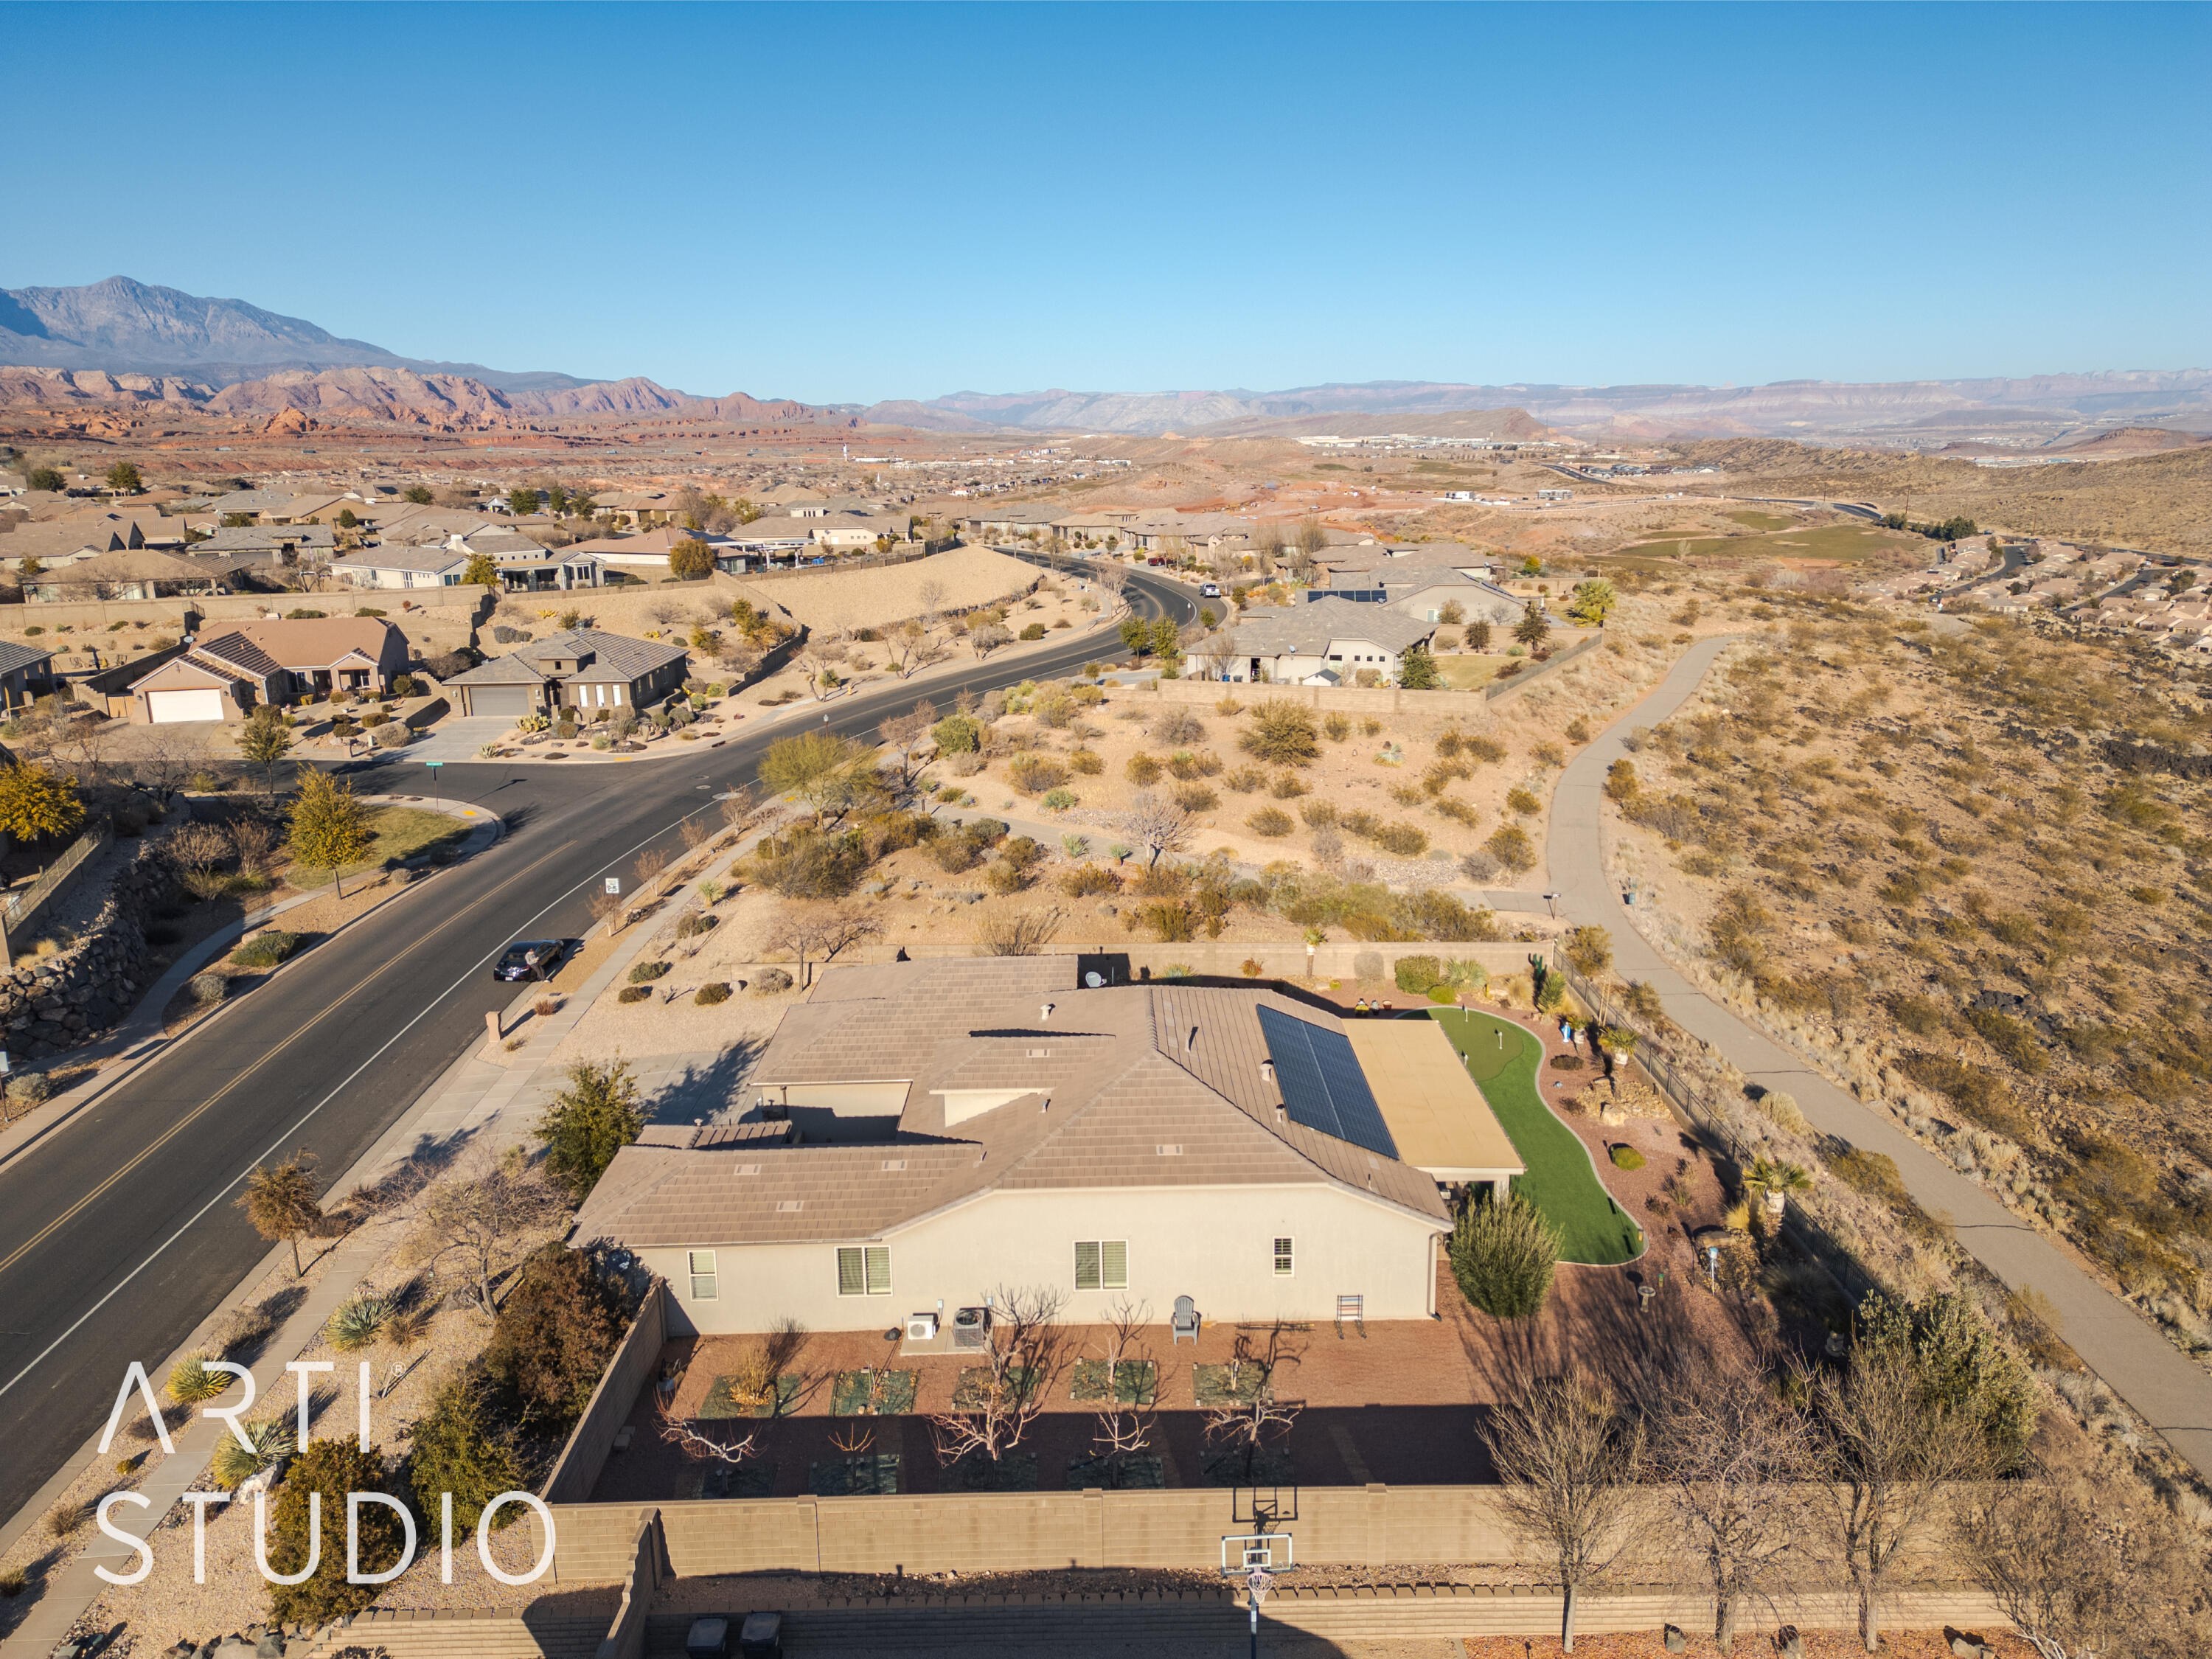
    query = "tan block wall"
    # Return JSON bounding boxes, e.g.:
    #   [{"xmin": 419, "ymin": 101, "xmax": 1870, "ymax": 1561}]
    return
[{"xmin": 540, "ymin": 1281, "xmax": 668, "ymax": 1505}]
